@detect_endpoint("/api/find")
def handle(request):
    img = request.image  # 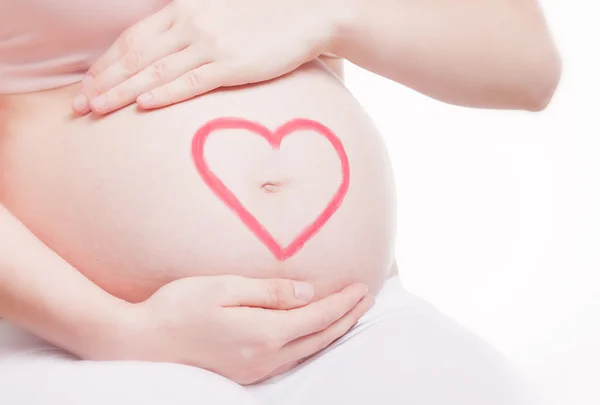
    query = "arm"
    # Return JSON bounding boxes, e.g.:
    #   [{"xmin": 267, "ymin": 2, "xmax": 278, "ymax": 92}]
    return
[
  {"xmin": 331, "ymin": 0, "xmax": 562, "ymax": 111},
  {"xmin": 0, "ymin": 204, "xmax": 371, "ymax": 383},
  {"xmin": 0, "ymin": 204, "xmax": 132, "ymax": 358},
  {"xmin": 74, "ymin": 0, "xmax": 561, "ymax": 114}
]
